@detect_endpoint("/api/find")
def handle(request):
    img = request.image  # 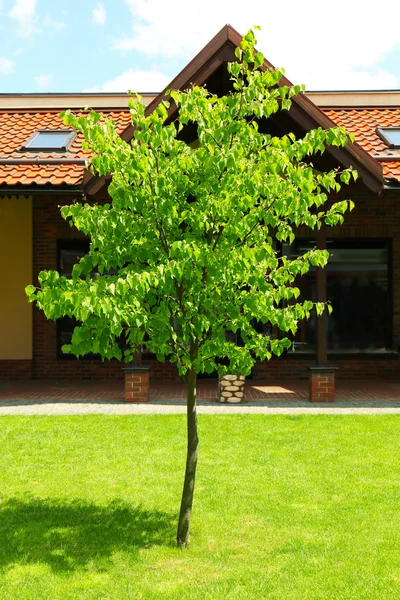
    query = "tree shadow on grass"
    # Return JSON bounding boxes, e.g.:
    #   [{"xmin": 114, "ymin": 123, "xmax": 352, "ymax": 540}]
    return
[{"xmin": 0, "ymin": 497, "xmax": 175, "ymax": 573}]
